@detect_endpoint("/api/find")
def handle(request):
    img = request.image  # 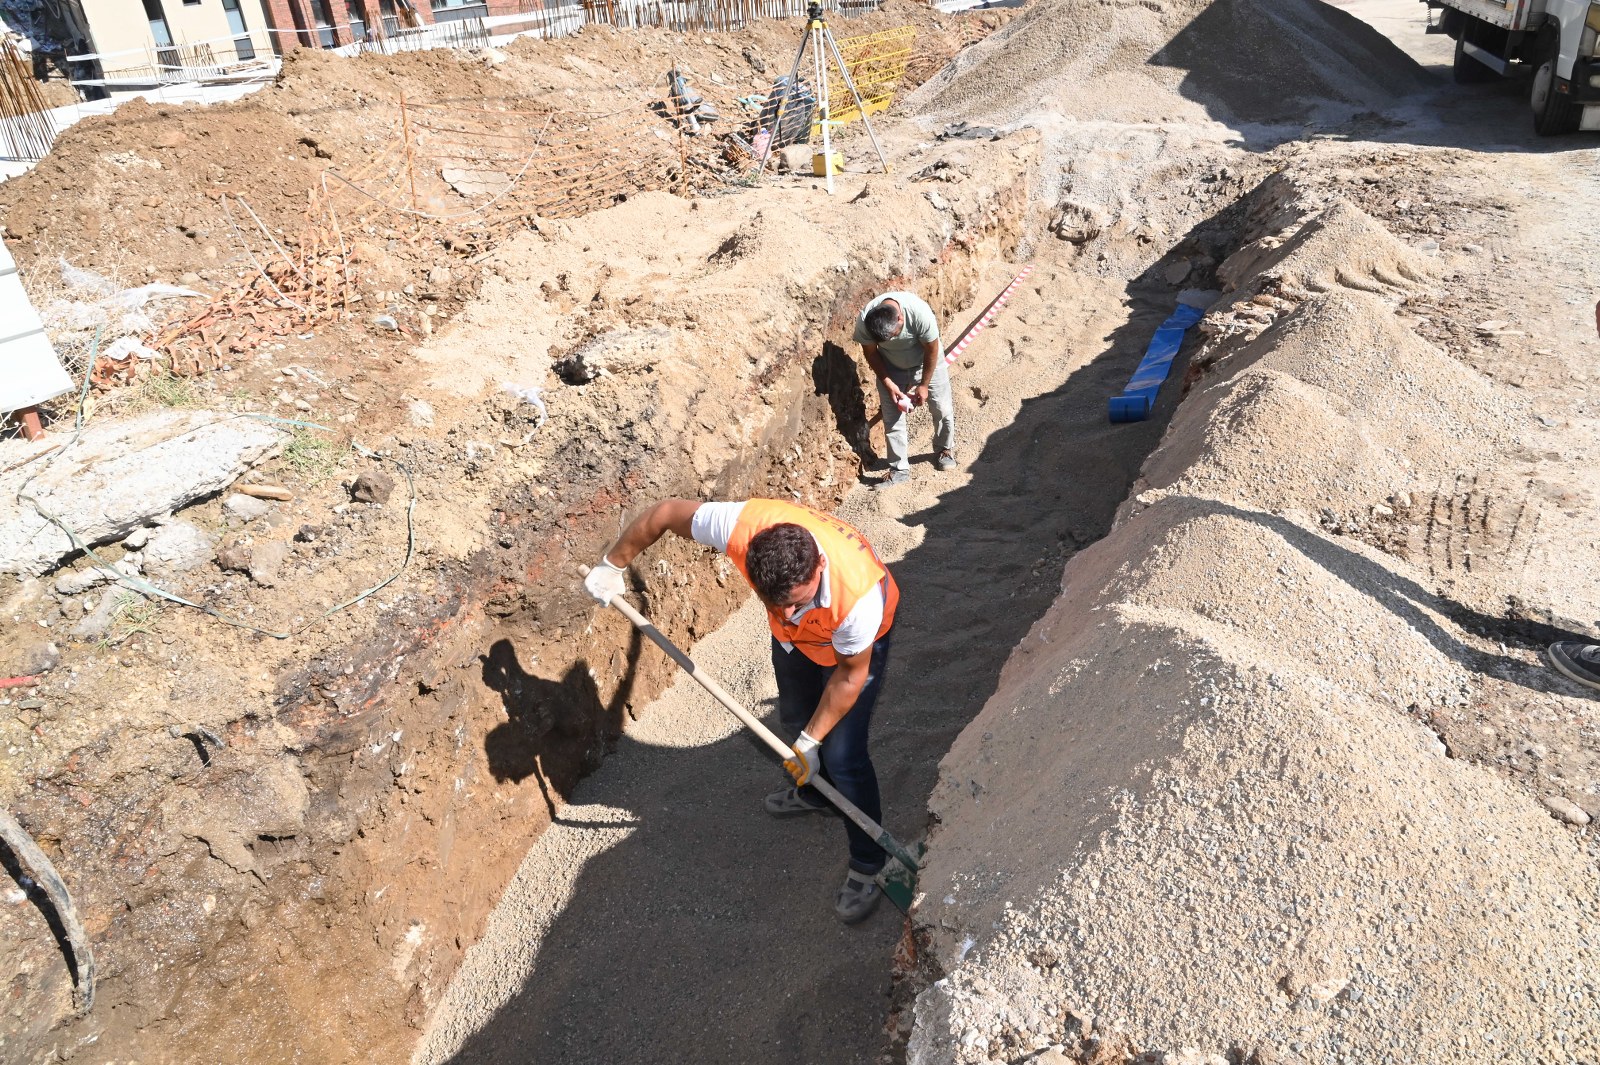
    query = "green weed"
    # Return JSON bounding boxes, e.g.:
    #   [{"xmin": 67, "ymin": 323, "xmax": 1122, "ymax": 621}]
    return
[
  {"xmin": 99, "ymin": 592, "xmax": 160, "ymax": 648},
  {"xmin": 137, "ymin": 371, "xmax": 199, "ymax": 409},
  {"xmin": 279, "ymin": 427, "xmax": 348, "ymax": 484}
]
